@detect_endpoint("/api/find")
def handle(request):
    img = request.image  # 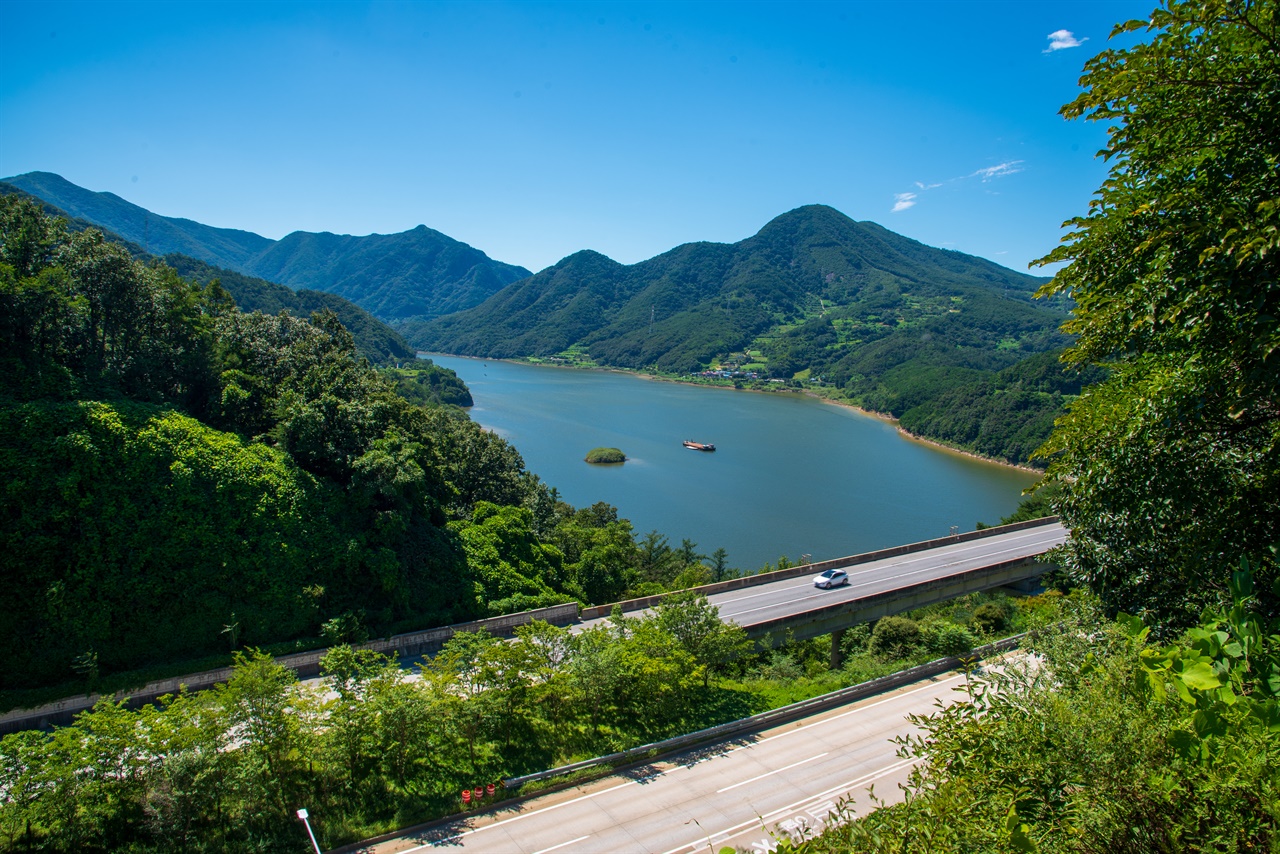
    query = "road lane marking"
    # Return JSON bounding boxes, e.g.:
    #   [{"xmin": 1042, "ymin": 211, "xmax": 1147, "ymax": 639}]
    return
[
  {"xmin": 406, "ymin": 778, "xmax": 658, "ymax": 850},
  {"xmin": 661, "ymin": 756, "xmax": 919, "ymax": 854},
  {"xmin": 716, "ymin": 752, "xmax": 829, "ymax": 793},
  {"xmin": 577, "ymin": 526, "xmax": 1065, "ymax": 630},
  {"xmin": 724, "ymin": 671, "xmax": 966, "ymax": 755},
  {"xmin": 406, "ymin": 670, "xmax": 972, "ymax": 850},
  {"xmin": 532, "ymin": 836, "xmax": 589, "ymax": 854}
]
